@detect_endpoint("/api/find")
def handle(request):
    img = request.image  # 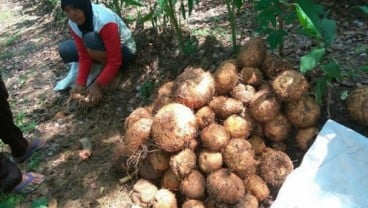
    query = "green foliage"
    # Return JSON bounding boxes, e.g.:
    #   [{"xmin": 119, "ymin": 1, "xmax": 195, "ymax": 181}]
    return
[
  {"xmin": 156, "ymin": 0, "xmax": 199, "ymax": 54},
  {"xmin": 354, "ymin": 5, "xmax": 368, "ymax": 14},
  {"xmin": 0, "ymin": 193, "xmax": 23, "ymax": 208},
  {"xmin": 255, "ymin": 0, "xmax": 295, "ymax": 50},
  {"xmin": 100, "ymin": 0, "xmax": 143, "ymax": 19},
  {"xmin": 265, "ymin": 28, "xmax": 288, "ymax": 49},
  {"xmin": 139, "ymin": 80, "xmax": 155, "ymax": 101},
  {"xmin": 255, "ymin": 0, "xmax": 336, "ymax": 49},
  {"xmin": 293, "ymin": 0, "xmax": 336, "ymax": 47},
  {"xmin": 358, "ymin": 65, "xmax": 368, "ymax": 72},
  {"xmin": 300, "ymin": 47, "xmax": 325, "ymax": 73},
  {"xmin": 293, "ymin": 1, "xmax": 323, "ymax": 40},
  {"xmin": 183, "ymin": 38, "xmax": 198, "ymax": 55},
  {"xmin": 320, "ymin": 17, "xmax": 336, "ymax": 47},
  {"xmin": 314, "ymin": 75, "xmax": 328, "ymax": 105},
  {"xmin": 27, "ymin": 151, "xmax": 43, "ymax": 170},
  {"xmin": 354, "ymin": 44, "xmax": 368, "ymax": 54},
  {"xmin": 256, "ymin": 0, "xmax": 339, "ymax": 106},
  {"xmin": 37, "ymin": 0, "xmax": 66, "ymax": 24},
  {"xmin": 321, "ymin": 59, "xmax": 341, "ymax": 80},
  {"xmin": 313, "ymin": 59, "xmax": 341, "ymax": 105},
  {"xmin": 224, "ymin": 0, "xmax": 245, "ymax": 53},
  {"xmin": 31, "ymin": 197, "xmax": 48, "ymax": 208},
  {"xmin": 293, "ymin": 0, "xmax": 338, "ymax": 106}
]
